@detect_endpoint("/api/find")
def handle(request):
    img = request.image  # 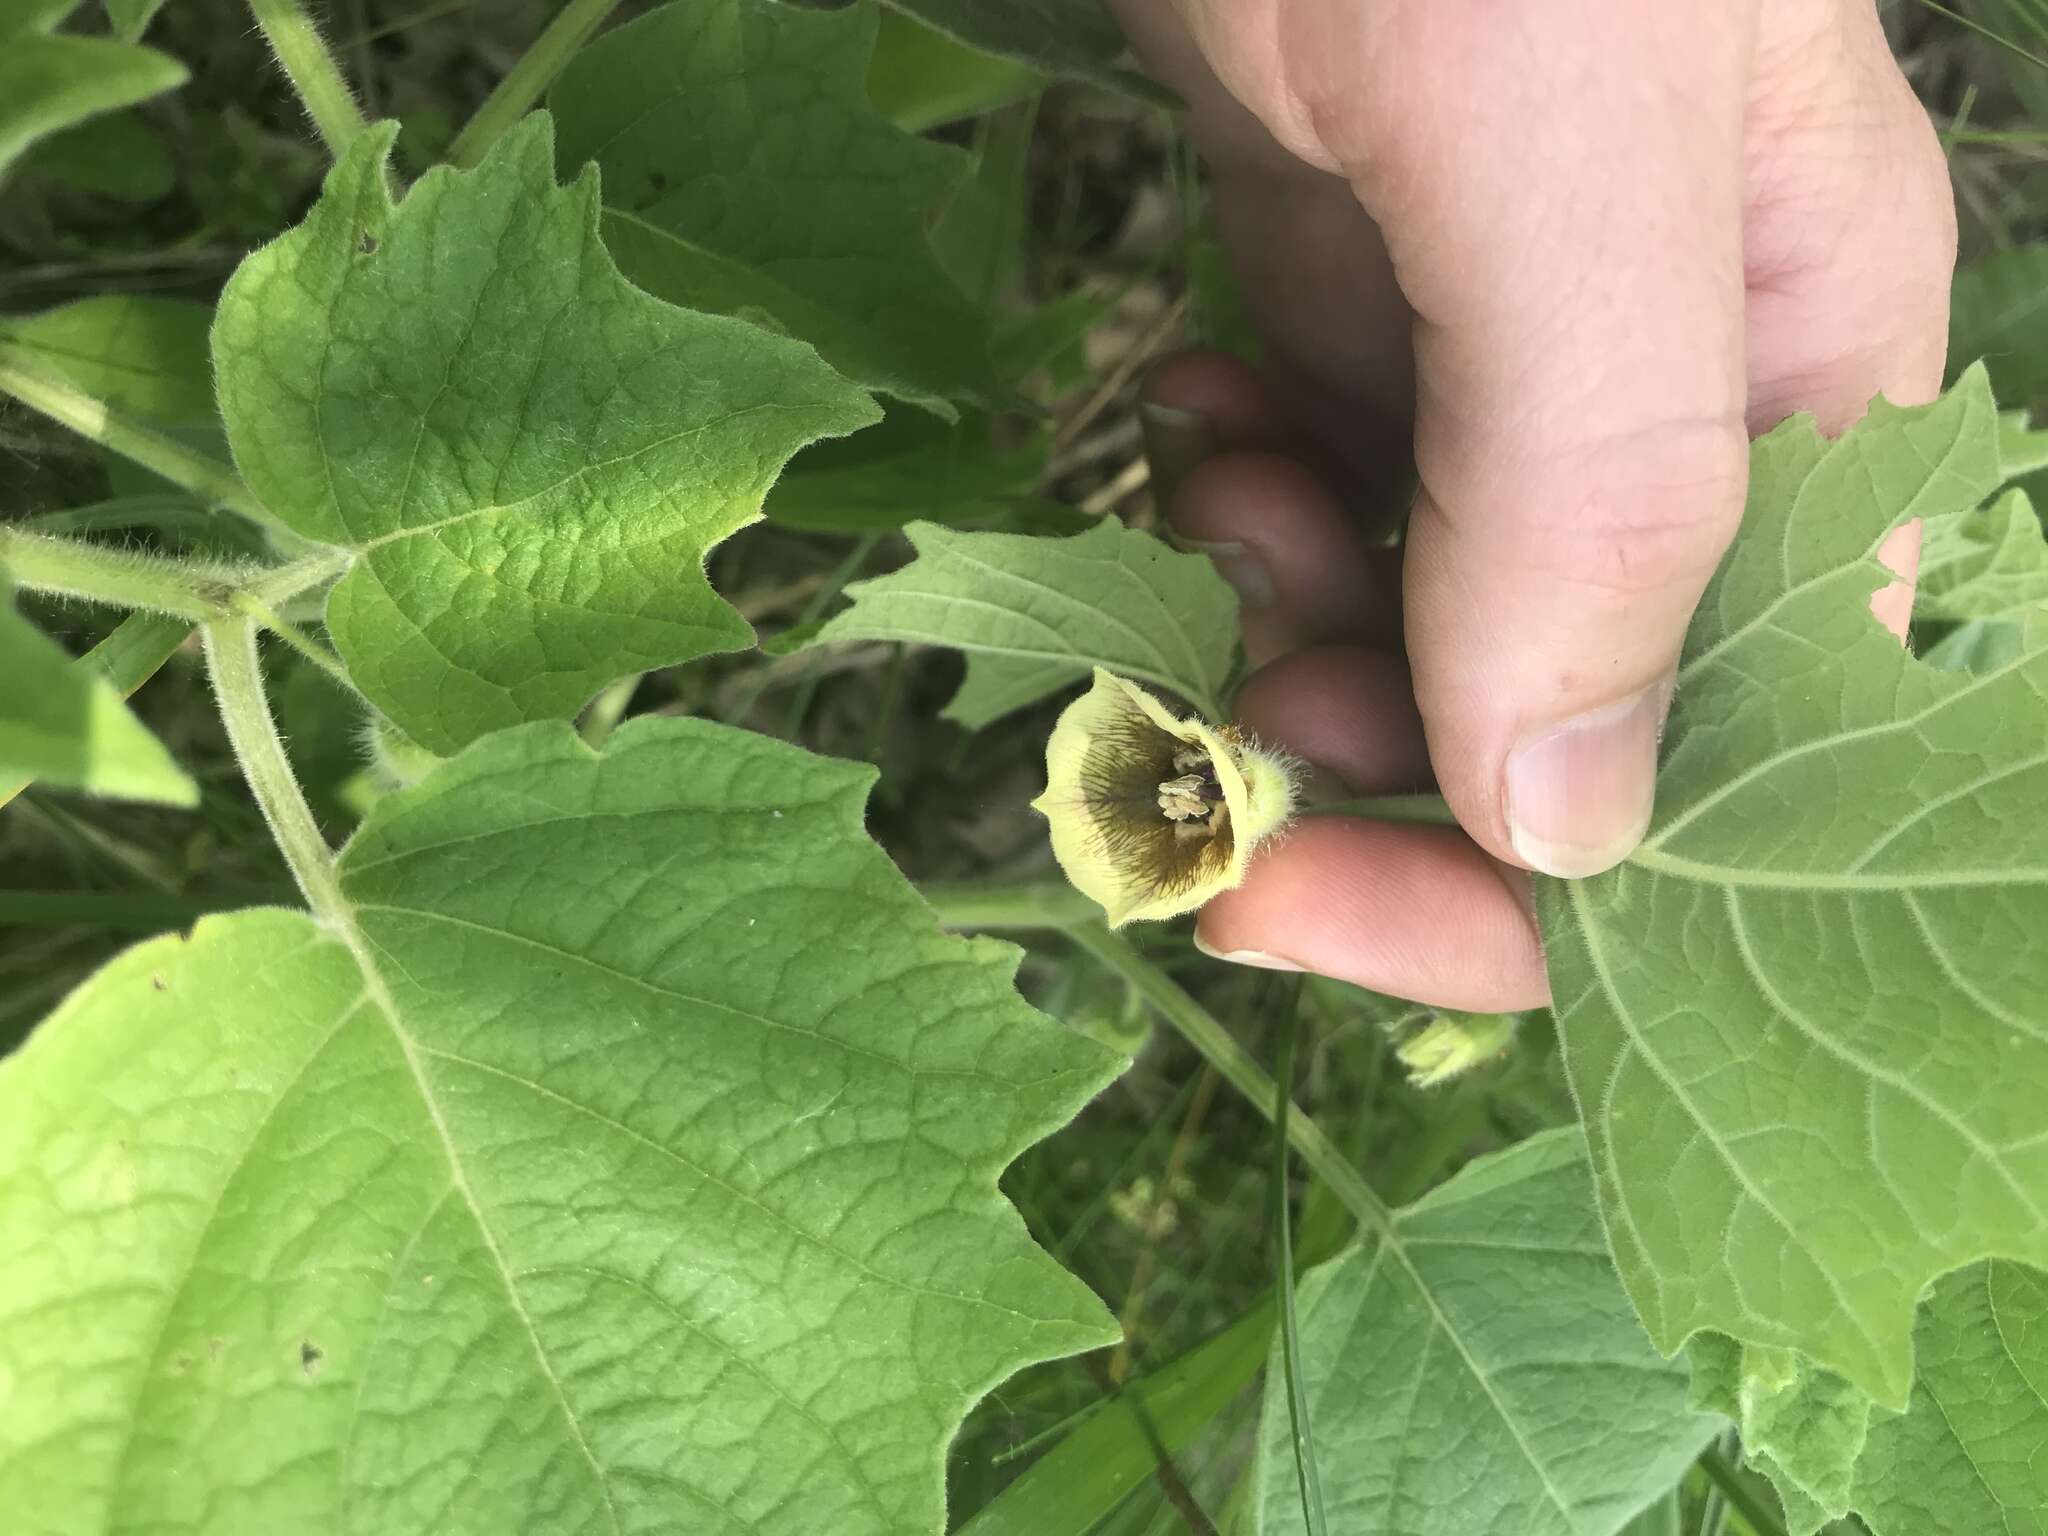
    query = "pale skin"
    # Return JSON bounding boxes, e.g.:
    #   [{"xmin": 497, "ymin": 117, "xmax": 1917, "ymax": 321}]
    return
[{"xmin": 1109, "ymin": 0, "xmax": 1956, "ymax": 1011}]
